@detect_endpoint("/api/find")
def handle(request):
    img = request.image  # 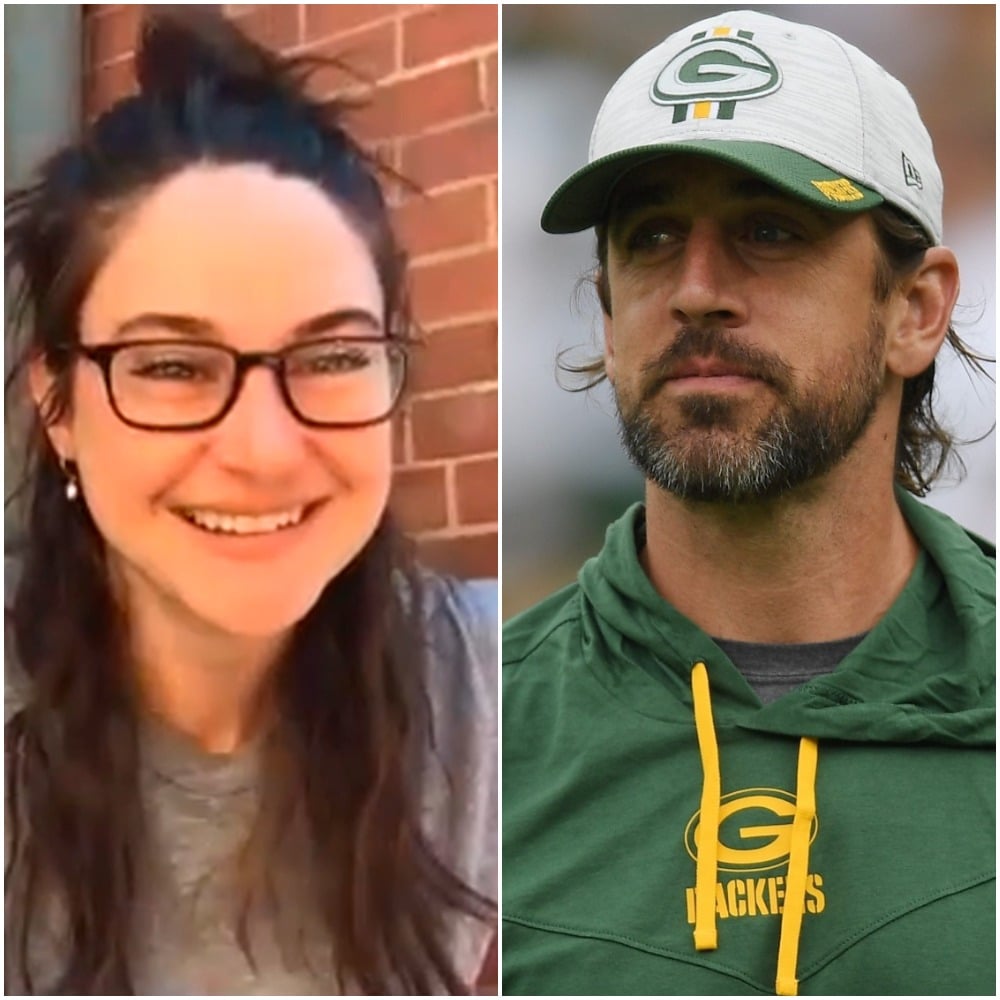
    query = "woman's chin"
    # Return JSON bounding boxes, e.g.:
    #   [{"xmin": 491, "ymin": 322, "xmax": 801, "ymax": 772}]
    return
[
  {"xmin": 220, "ymin": 601, "xmax": 320, "ymax": 640},
  {"xmin": 172, "ymin": 581, "xmax": 329, "ymax": 642}
]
